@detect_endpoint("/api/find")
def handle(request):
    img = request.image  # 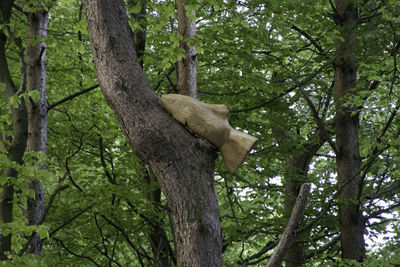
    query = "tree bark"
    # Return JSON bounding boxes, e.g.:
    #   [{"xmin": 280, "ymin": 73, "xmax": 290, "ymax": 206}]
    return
[
  {"xmin": 334, "ymin": 0, "xmax": 365, "ymax": 262},
  {"xmin": 144, "ymin": 169, "xmax": 174, "ymax": 266},
  {"xmin": 83, "ymin": 1, "xmax": 221, "ymax": 266},
  {"xmin": 176, "ymin": 0, "xmax": 197, "ymax": 97},
  {"xmin": 272, "ymin": 125, "xmax": 324, "ymax": 266},
  {"xmin": 266, "ymin": 183, "xmax": 311, "ymax": 267},
  {"xmin": 0, "ymin": 0, "xmax": 28, "ymax": 259},
  {"xmin": 25, "ymin": 9, "xmax": 49, "ymax": 255},
  {"xmin": 130, "ymin": 1, "xmax": 147, "ymax": 69}
]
